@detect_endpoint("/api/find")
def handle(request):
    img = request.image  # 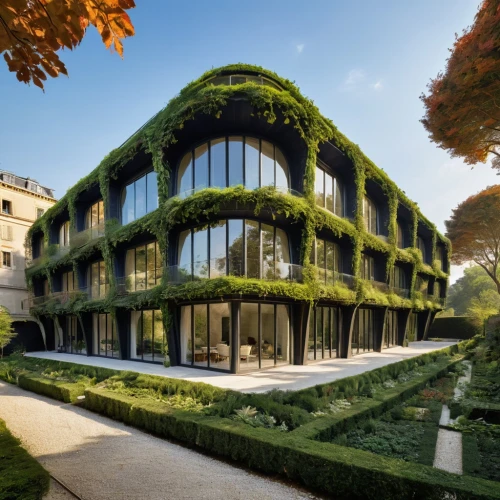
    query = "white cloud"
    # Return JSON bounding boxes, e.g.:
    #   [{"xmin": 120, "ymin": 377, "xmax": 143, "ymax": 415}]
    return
[
  {"xmin": 372, "ymin": 80, "xmax": 383, "ymax": 91},
  {"xmin": 296, "ymin": 43, "xmax": 305, "ymax": 54},
  {"xmin": 344, "ymin": 69, "xmax": 365, "ymax": 86}
]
